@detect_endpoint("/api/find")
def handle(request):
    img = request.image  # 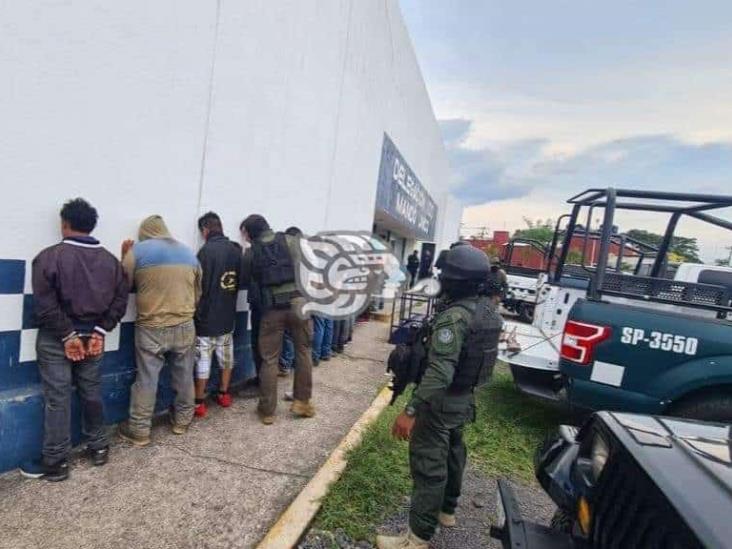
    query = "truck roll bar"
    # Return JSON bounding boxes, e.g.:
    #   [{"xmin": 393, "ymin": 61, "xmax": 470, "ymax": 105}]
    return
[{"xmin": 560, "ymin": 187, "xmax": 732, "ymax": 311}]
